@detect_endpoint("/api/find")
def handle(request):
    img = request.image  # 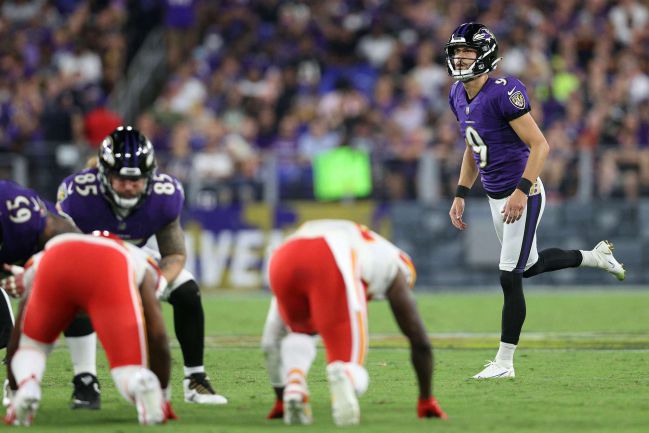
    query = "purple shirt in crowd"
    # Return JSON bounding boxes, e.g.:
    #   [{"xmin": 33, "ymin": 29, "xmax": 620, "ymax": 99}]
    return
[
  {"xmin": 0, "ymin": 180, "xmax": 48, "ymax": 264},
  {"xmin": 449, "ymin": 76, "xmax": 532, "ymax": 194},
  {"xmin": 57, "ymin": 168, "xmax": 184, "ymax": 246},
  {"xmin": 165, "ymin": 0, "xmax": 195, "ymax": 29}
]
